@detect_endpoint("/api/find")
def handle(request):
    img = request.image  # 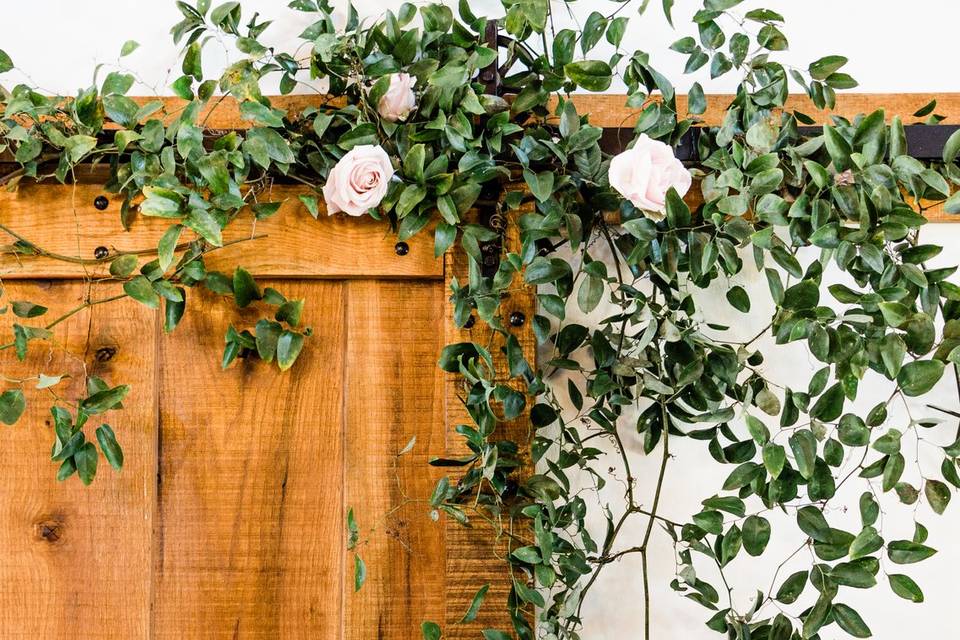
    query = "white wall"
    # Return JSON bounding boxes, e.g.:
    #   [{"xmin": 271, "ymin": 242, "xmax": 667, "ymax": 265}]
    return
[{"xmin": 4, "ymin": 2, "xmax": 959, "ymax": 637}]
